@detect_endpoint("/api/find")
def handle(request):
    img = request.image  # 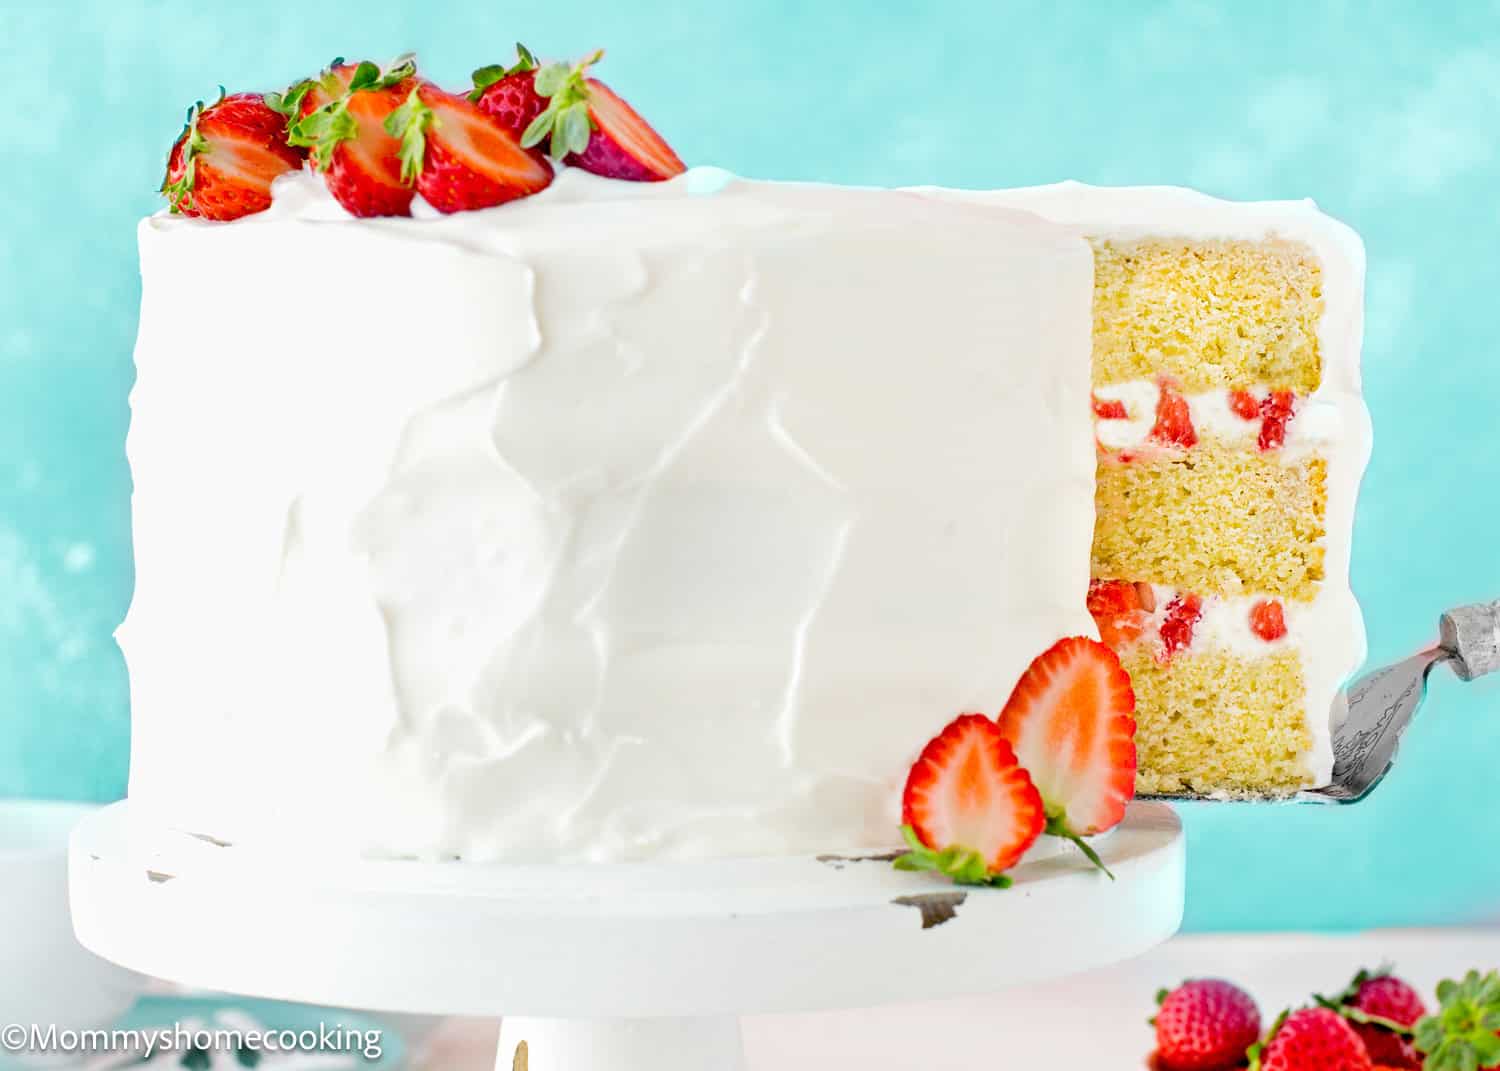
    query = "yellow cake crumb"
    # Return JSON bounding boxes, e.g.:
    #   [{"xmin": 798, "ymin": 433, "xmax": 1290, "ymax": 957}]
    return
[
  {"xmin": 1092, "ymin": 445, "xmax": 1327, "ymax": 601},
  {"xmin": 1123, "ymin": 646, "xmax": 1314, "ymax": 796},
  {"xmin": 1091, "ymin": 238, "xmax": 1323, "ymax": 393}
]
